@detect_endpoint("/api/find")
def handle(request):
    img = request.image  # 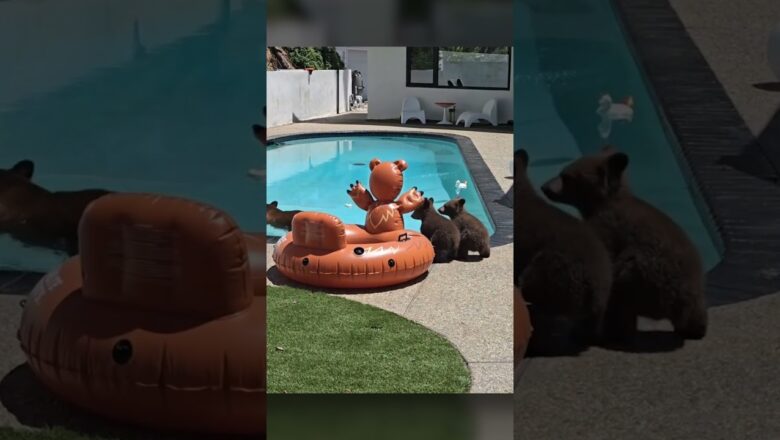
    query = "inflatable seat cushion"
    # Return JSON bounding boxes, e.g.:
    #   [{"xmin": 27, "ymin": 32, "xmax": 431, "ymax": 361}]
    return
[
  {"xmin": 291, "ymin": 212, "xmax": 346, "ymax": 251},
  {"xmin": 78, "ymin": 193, "xmax": 253, "ymax": 318}
]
